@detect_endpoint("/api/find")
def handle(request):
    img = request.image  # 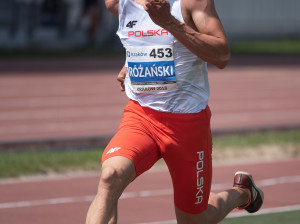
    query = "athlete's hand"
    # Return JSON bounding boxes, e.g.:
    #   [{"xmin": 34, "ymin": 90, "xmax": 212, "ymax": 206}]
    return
[
  {"xmin": 143, "ymin": 0, "xmax": 175, "ymax": 29},
  {"xmin": 117, "ymin": 65, "xmax": 126, "ymax": 92}
]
